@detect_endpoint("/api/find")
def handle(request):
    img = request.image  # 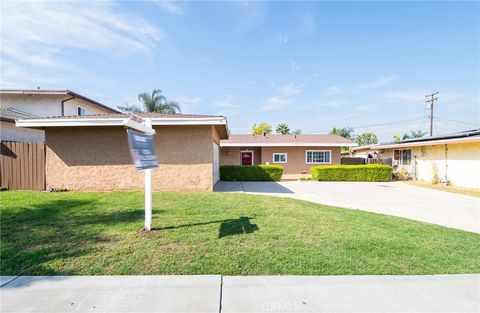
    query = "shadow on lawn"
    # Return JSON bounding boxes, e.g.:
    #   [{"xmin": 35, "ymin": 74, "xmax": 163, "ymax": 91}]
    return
[
  {"xmin": 155, "ymin": 216, "xmax": 258, "ymax": 238},
  {"xmin": 0, "ymin": 199, "xmax": 145, "ymax": 276}
]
